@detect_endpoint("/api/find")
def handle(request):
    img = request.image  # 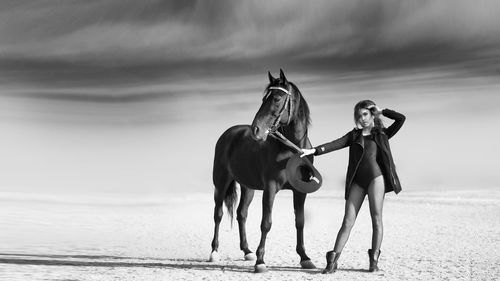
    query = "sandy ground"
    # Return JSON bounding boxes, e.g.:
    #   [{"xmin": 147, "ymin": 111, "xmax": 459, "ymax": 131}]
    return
[{"xmin": 0, "ymin": 188, "xmax": 499, "ymax": 281}]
